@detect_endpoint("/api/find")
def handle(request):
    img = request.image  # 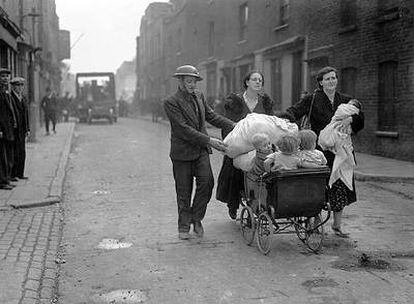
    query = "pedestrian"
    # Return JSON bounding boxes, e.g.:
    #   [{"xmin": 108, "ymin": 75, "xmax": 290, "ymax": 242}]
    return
[
  {"xmin": 41, "ymin": 87, "xmax": 58, "ymax": 135},
  {"xmin": 163, "ymin": 65, "xmax": 235, "ymax": 240},
  {"xmin": 216, "ymin": 70, "xmax": 275, "ymax": 220},
  {"xmin": 286, "ymin": 66, "xmax": 365, "ymax": 237},
  {"xmin": 0, "ymin": 68, "xmax": 17, "ymax": 189},
  {"xmin": 10, "ymin": 77, "xmax": 30, "ymax": 180}
]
